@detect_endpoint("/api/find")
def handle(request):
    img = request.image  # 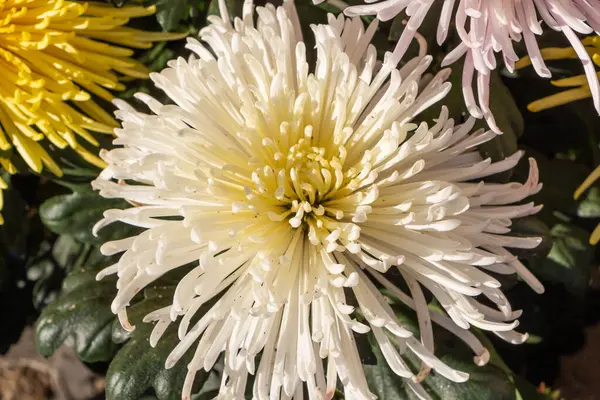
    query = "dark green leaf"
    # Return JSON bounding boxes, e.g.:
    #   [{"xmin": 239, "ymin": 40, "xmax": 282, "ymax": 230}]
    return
[
  {"xmin": 39, "ymin": 190, "xmax": 140, "ymax": 245},
  {"xmin": 29, "ymin": 260, "xmax": 60, "ymax": 308},
  {"xmin": 36, "ymin": 254, "xmax": 210, "ymax": 399},
  {"xmin": 389, "ymin": 1, "xmax": 443, "ymax": 59},
  {"xmin": 364, "ymin": 339, "xmax": 516, "ymax": 400},
  {"xmin": 108, "ymin": 0, "xmax": 135, "ymax": 6},
  {"xmin": 35, "ymin": 263, "xmax": 120, "ymax": 362},
  {"xmin": 419, "ymin": 60, "xmax": 522, "ymax": 182},
  {"xmin": 119, "ymin": 42, "xmax": 178, "ymax": 106},
  {"xmin": 476, "ymin": 71, "xmax": 522, "ymax": 181},
  {"xmin": 156, "ymin": 0, "xmax": 189, "ymax": 31},
  {"xmin": 423, "ymin": 60, "xmax": 523, "ymax": 141},
  {"xmin": 191, "ymin": 369, "xmax": 223, "ymax": 399},
  {"xmin": 513, "ymin": 376, "xmax": 551, "ymax": 400},
  {"xmin": 51, "ymin": 235, "xmax": 85, "ymax": 270},
  {"xmin": 529, "ymin": 223, "xmax": 594, "ymax": 295},
  {"xmin": 207, "ymin": 0, "xmax": 244, "ymax": 18},
  {"xmin": 476, "ymin": 332, "xmax": 552, "ymax": 400},
  {"xmin": 536, "ymin": 159, "xmax": 589, "ymax": 215},
  {"xmin": 26, "ymin": 234, "xmax": 106, "ymax": 310},
  {"xmin": 577, "ymin": 186, "xmax": 600, "ymax": 218},
  {"xmin": 355, "ymin": 330, "xmax": 377, "ymax": 365},
  {"xmin": 106, "ymin": 285, "xmax": 211, "ymax": 400},
  {"xmin": 513, "ymin": 149, "xmax": 590, "ymax": 222},
  {"xmin": 510, "ymin": 217, "xmax": 553, "ymax": 260},
  {"xmin": 360, "ymin": 303, "xmax": 516, "ymax": 399}
]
